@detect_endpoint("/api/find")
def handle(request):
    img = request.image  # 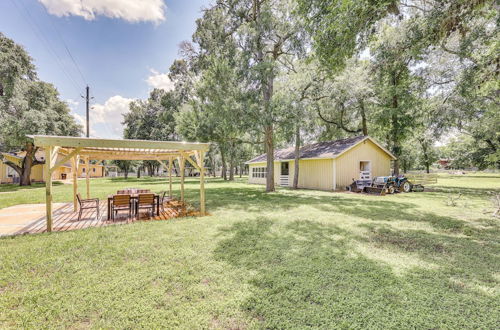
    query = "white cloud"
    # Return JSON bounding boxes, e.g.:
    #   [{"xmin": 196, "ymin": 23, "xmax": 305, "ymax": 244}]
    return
[
  {"xmin": 71, "ymin": 111, "xmax": 99, "ymax": 137},
  {"xmin": 146, "ymin": 69, "xmax": 175, "ymax": 91},
  {"xmin": 66, "ymin": 98, "xmax": 79, "ymax": 110},
  {"xmin": 38, "ymin": 0, "xmax": 166, "ymax": 24},
  {"xmin": 92, "ymin": 95, "xmax": 134, "ymax": 138}
]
